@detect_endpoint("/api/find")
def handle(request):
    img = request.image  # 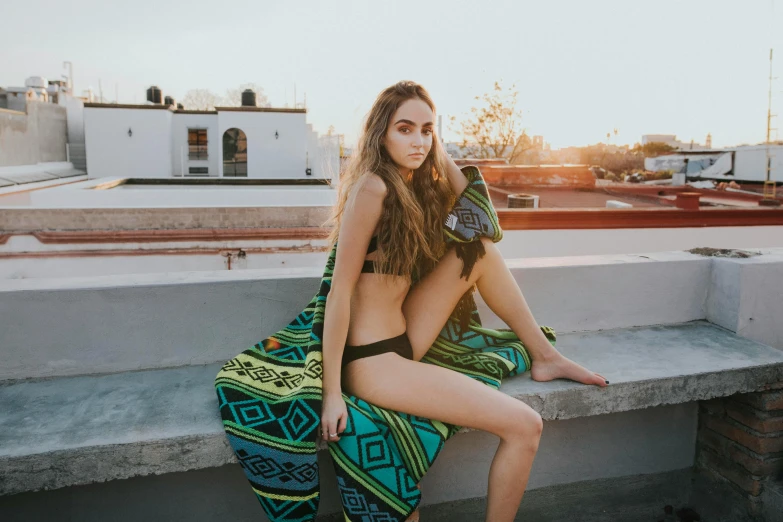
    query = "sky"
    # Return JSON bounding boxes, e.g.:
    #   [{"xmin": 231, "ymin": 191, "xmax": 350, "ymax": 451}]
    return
[{"xmin": 1, "ymin": 0, "xmax": 781, "ymax": 149}]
